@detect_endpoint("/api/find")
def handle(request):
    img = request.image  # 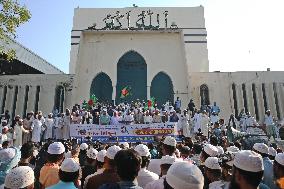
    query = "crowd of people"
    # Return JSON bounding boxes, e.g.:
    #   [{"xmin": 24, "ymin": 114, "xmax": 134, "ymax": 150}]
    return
[{"xmin": 0, "ymin": 98, "xmax": 283, "ymax": 189}]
